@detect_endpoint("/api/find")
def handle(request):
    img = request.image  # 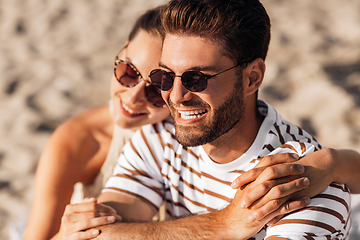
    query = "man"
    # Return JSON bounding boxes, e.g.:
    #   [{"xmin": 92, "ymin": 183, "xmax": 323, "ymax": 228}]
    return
[{"xmin": 60, "ymin": 0, "xmax": 351, "ymax": 239}]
